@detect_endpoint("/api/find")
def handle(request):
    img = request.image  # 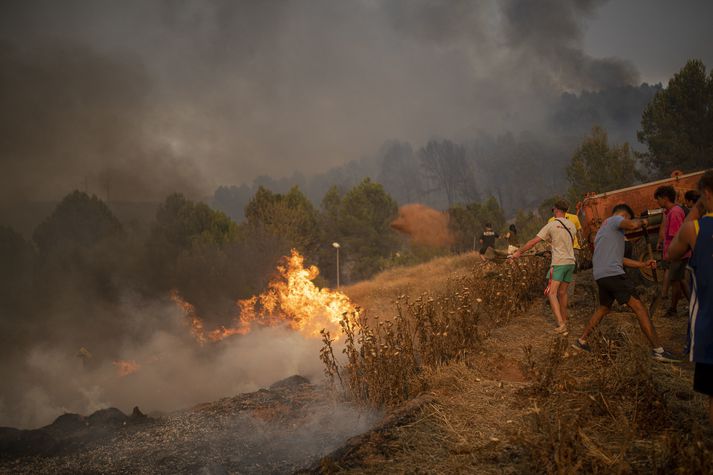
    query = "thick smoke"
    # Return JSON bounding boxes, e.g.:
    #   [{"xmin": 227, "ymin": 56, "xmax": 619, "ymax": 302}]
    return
[
  {"xmin": 0, "ymin": 41, "xmax": 205, "ymax": 205},
  {"xmin": 0, "ymin": 0, "xmax": 638, "ymax": 199},
  {"xmin": 0, "ymin": 294, "xmax": 329, "ymax": 429},
  {"xmin": 501, "ymin": 0, "xmax": 639, "ymax": 91},
  {"xmin": 0, "ymin": 0, "xmax": 642, "ymax": 430}
]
